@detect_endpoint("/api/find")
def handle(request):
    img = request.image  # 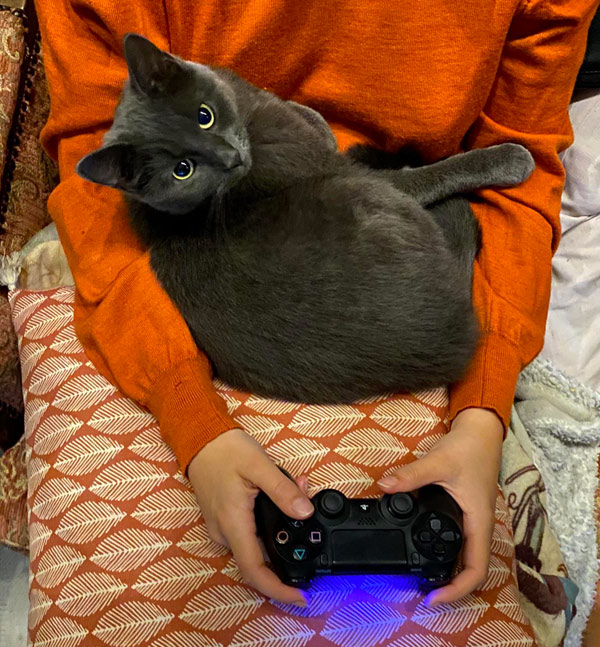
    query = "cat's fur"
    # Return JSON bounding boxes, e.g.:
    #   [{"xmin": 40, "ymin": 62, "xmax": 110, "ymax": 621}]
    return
[{"xmin": 76, "ymin": 34, "xmax": 535, "ymax": 404}]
